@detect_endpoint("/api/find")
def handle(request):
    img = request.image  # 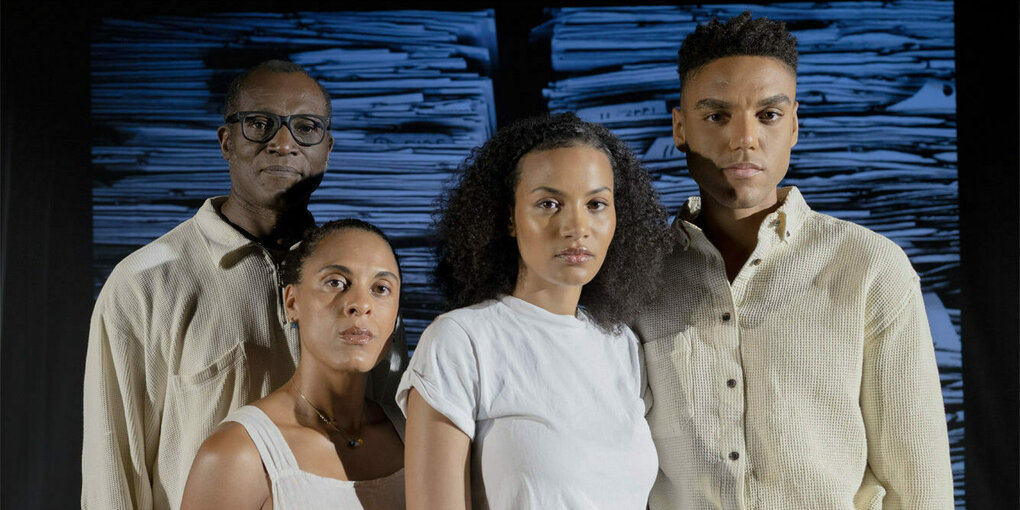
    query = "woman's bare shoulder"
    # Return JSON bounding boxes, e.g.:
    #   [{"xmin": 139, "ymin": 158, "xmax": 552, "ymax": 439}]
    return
[
  {"xmin": 181, "ymin": 420, "xmax": 270, "ymax": 509},
  {"xmin": 200, "ymin": 420, "xmax": 265, "ymax": 467}
]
